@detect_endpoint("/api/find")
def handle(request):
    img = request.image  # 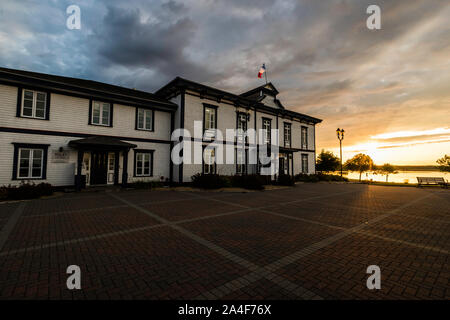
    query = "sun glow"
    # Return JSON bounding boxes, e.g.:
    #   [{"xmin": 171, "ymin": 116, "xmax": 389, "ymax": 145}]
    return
[{"xmin": 370, "ymin": 127, "xmax": 450, "ymax": 140}]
